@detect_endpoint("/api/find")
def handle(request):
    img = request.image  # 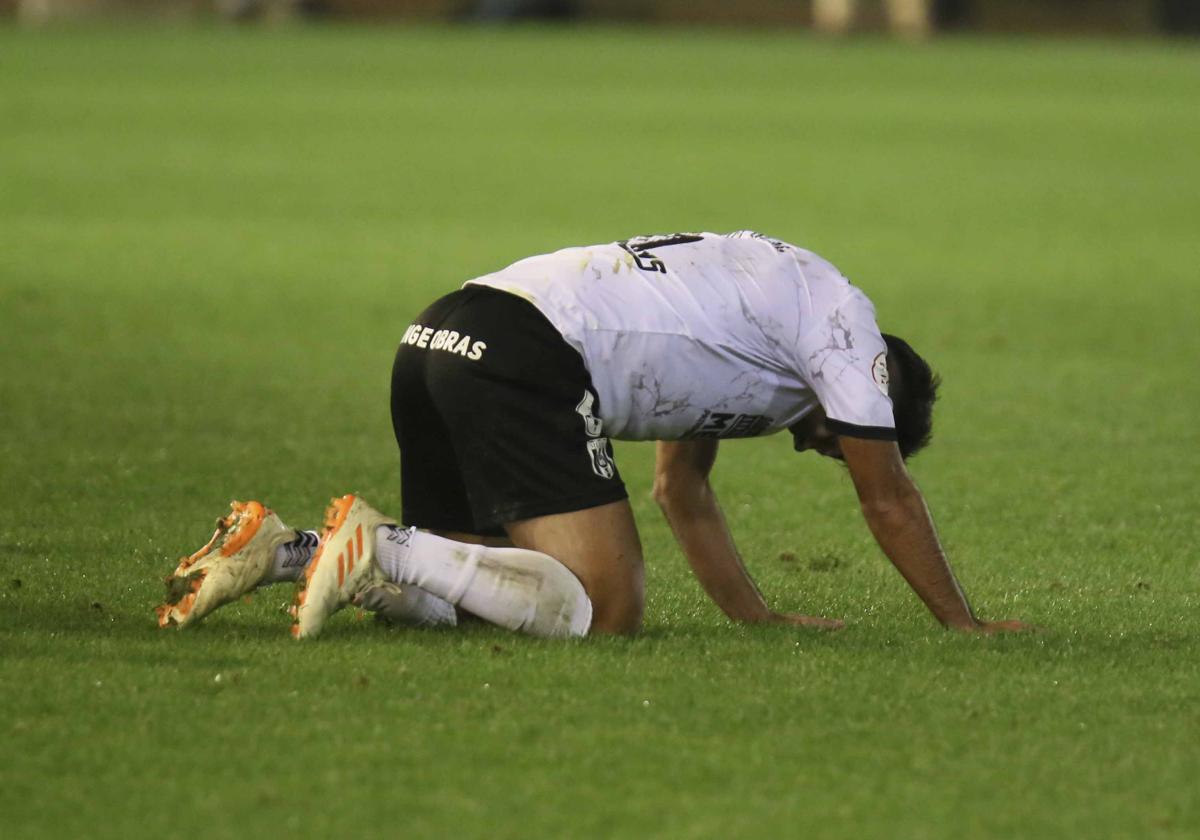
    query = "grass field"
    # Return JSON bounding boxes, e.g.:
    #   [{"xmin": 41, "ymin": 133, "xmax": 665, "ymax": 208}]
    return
[{"xmin": 2, "ymin": 22, "xmax": 1199, "ymax": 839}]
